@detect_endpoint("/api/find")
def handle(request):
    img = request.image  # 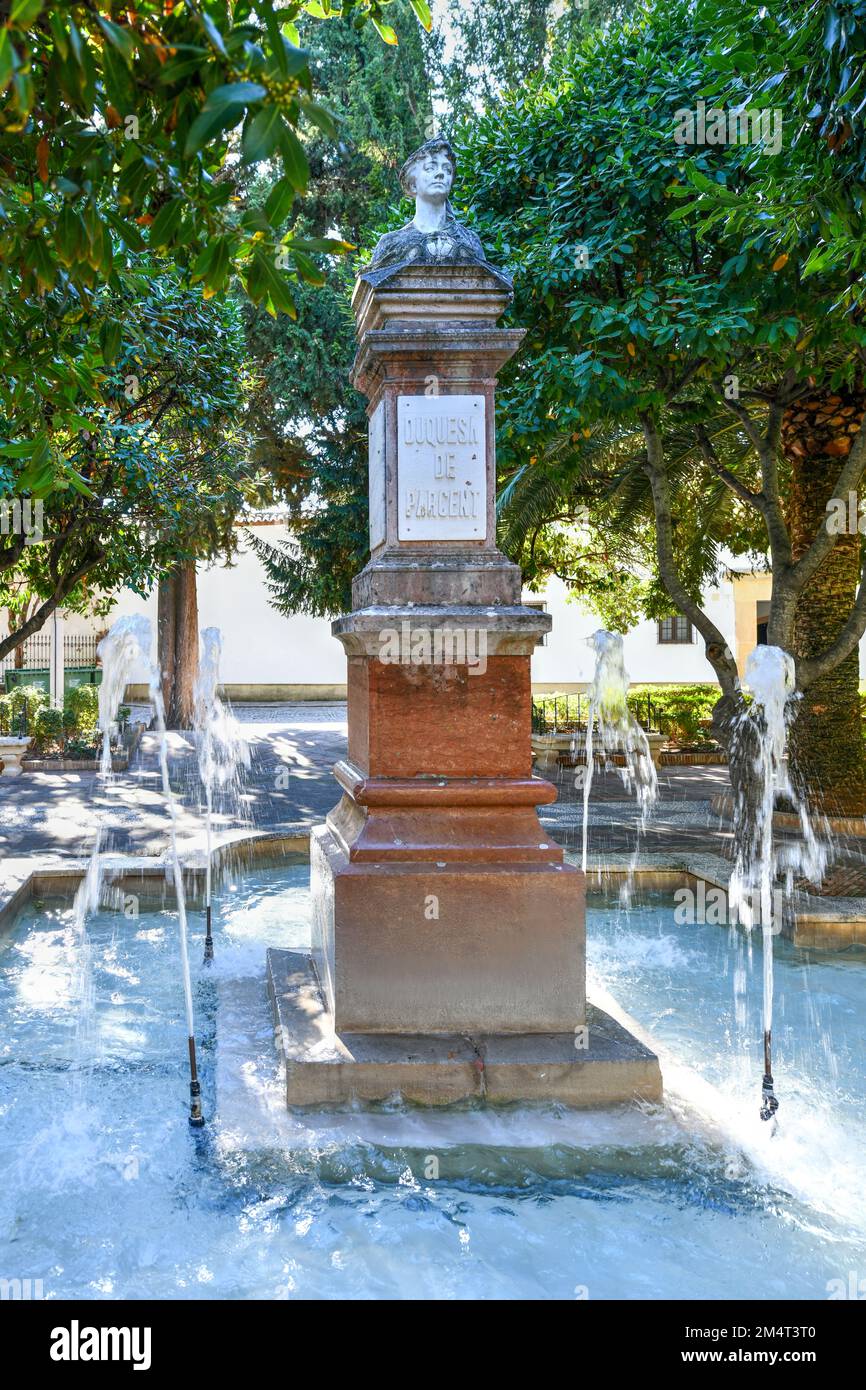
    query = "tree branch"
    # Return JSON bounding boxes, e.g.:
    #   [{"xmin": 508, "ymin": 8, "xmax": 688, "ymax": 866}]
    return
[
  {"xmin": 640, "ymin": 412, "xmax": 741, "ymax": 699},
  {"xmin": 0, "ymin": 546, "xmax": 105, "ymax": 663}
]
